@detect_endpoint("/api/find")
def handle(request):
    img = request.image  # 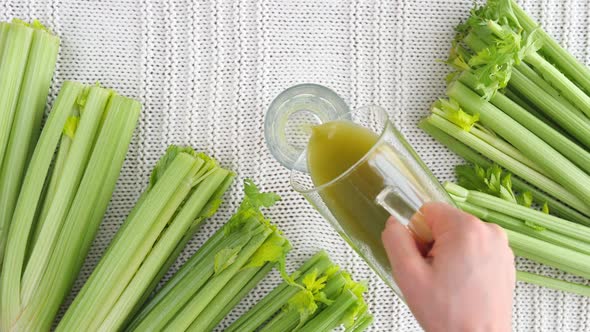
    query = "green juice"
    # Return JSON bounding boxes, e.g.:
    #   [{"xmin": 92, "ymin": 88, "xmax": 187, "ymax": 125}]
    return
[{"xmin": 307, "ymin": 120, "xmax": 390, "ymax": 268}]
